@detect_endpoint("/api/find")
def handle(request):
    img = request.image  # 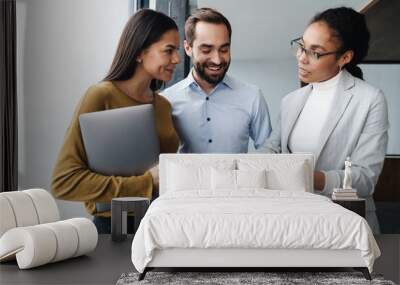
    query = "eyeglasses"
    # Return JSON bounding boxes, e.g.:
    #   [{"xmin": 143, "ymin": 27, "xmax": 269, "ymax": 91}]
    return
[{"xmin": 290, "ymin": 37, "xmax": 341, "ymax": 61}]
